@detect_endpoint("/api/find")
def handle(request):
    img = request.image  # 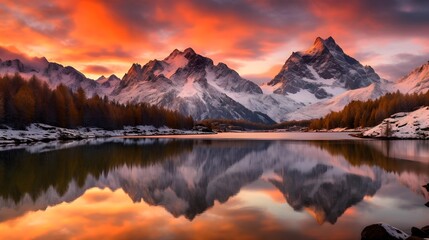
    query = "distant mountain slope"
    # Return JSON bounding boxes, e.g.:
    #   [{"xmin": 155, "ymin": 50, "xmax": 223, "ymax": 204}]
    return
[
  {"xmin": 0, "ymin": 57, "xmax": 99, "ymax": 95},
  {"xmin": 394, "ymin": 61, "xmax": 429, "ymax": 94},
  {"xmin": 286, "ymin": 81, "xmax": 390, "ymax": 120},
  {"xmin": 96, "ymin": 74, "xmax": 121, "ymax": 95}
]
